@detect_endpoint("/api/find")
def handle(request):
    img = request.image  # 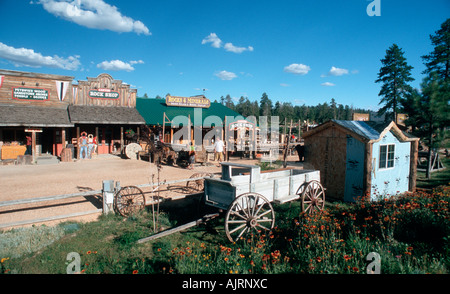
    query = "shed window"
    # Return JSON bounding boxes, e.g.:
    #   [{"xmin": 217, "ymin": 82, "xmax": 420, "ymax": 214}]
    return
[{"xmin": 379, "ymin": 144, "xmax": 395, "ymax": 169}]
